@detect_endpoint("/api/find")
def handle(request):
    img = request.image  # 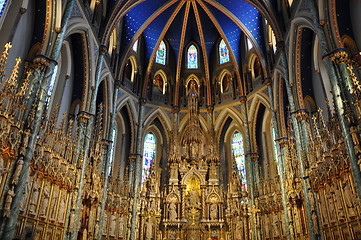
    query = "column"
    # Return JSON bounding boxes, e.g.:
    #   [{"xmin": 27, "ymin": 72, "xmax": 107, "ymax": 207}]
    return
[
  {"xmin": 239, "ymin": 96, "xmax": 258, "ymax": 240},
  {"xmin": 0, "ymin": 1, "xmax": 76, "ymax": 239},
  {"xmin": 266, "ymin": 79, "xmax": 293, "ymax": 240},
  {"xmin": 308, "ymin": 0, "xmax": 361, "ymax": 202},
  {"xmin": 66, "ymin": 44, "xmax": 107, "ymax": 240},
  {"xmin": 278, "ymin": 46, "xmax": 320, "ymax": 240},
  {"xmin": 97, "ymin": 80, "xmax": 121, "ymax": 239},
  {"xmin": 329, "ymin": 50, "xmax": 361, "ymax": 121},
  {"xmin": 129, "ymin": 99, "xmax": 146, "ymax": 240}
]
